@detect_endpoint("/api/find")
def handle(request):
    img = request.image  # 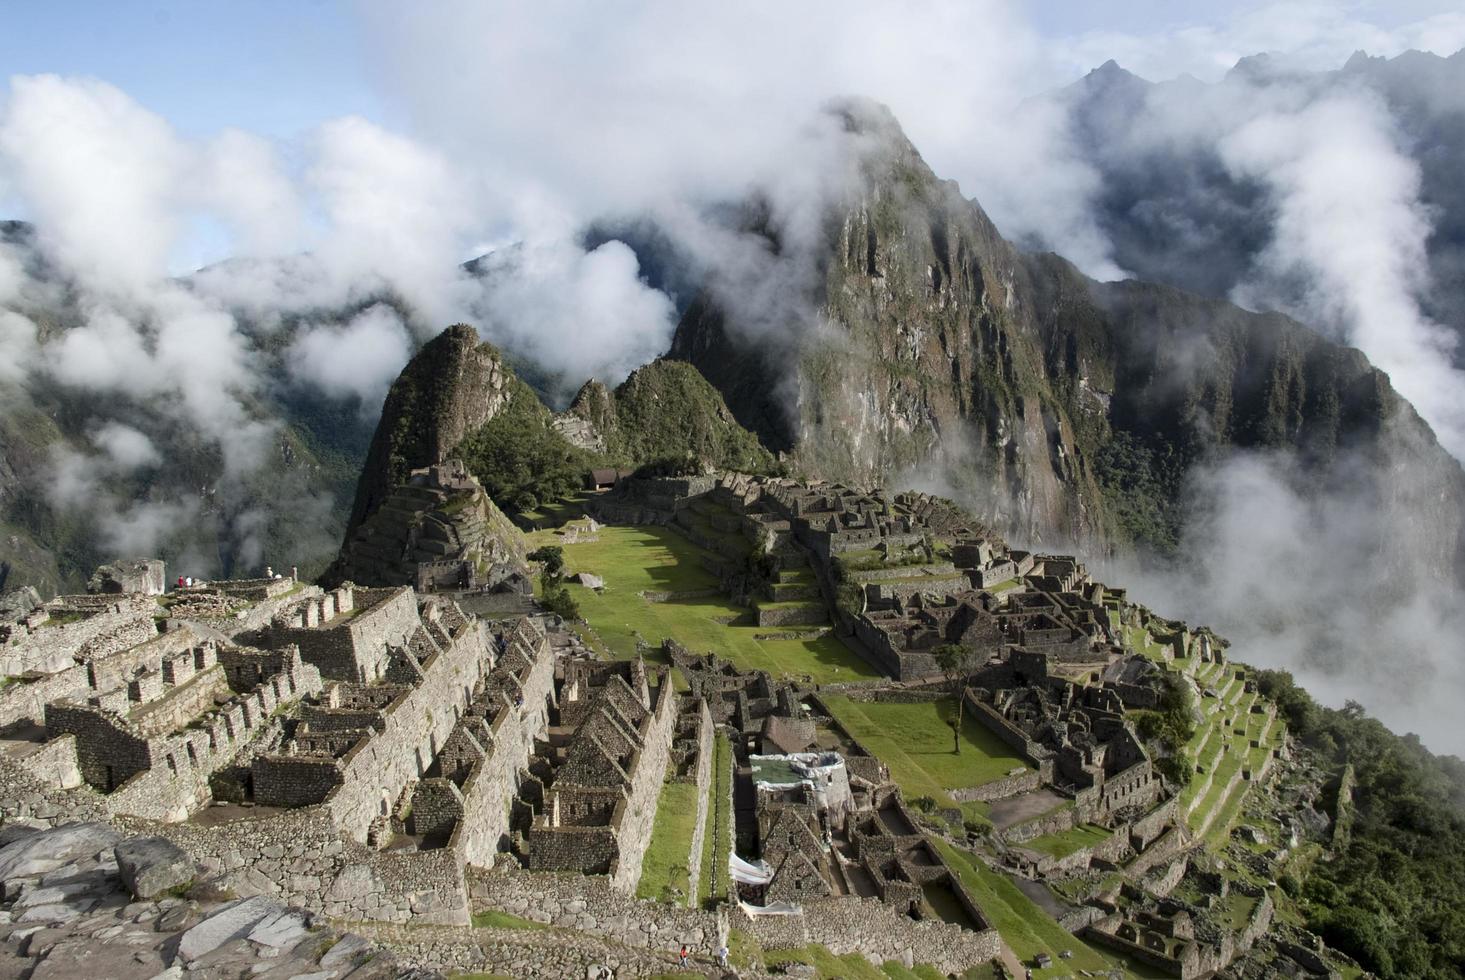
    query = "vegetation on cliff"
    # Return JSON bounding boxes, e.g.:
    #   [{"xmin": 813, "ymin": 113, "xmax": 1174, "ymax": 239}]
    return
[
  {"xmin": 1257, "ymin": 669, "xmax": 1465, "ymax": 978},
  {"xmin": 568, "ymin": 359, "xmax": 780, "ymax": 474},
  {"xmin": 455, "ymin": 377, "xmax": 599, "ymax": 515}
]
